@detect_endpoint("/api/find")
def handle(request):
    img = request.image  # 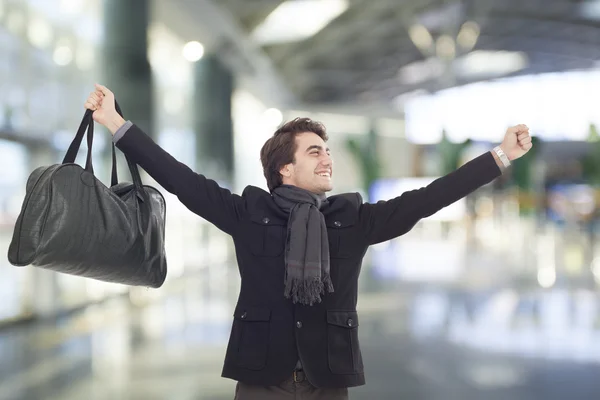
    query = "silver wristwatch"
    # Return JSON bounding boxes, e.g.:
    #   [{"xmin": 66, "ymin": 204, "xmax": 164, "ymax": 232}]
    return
[{"xmin": 493, "ymin": 146, "xmax": 511, "ymax": 168}]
